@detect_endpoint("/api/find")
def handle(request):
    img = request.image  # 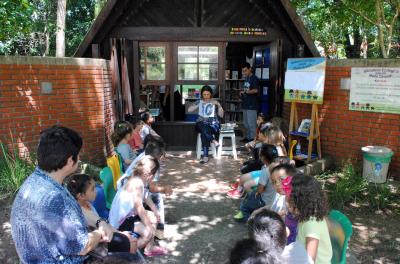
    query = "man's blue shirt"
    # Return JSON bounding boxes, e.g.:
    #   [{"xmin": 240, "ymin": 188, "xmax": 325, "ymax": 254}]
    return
[{"xmin": 11, "ymin": 167, "xmax": 88, "ymax": 263}]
